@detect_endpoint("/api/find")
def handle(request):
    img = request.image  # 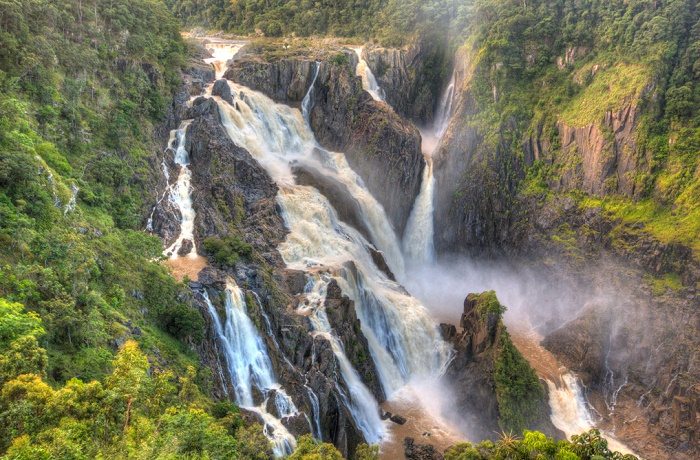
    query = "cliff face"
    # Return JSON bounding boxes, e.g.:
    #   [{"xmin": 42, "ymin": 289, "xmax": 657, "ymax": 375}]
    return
[
  {"xmin": 363, "ymin": 37, "xmax": 451, "ymax": 125},
  {"xmin": 225, "ymin": 50, "xmax": 424, "ymax": 237},
  {"xmin": 524, "ymin": 102, "xmax": 647, "ymax": 197}
]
